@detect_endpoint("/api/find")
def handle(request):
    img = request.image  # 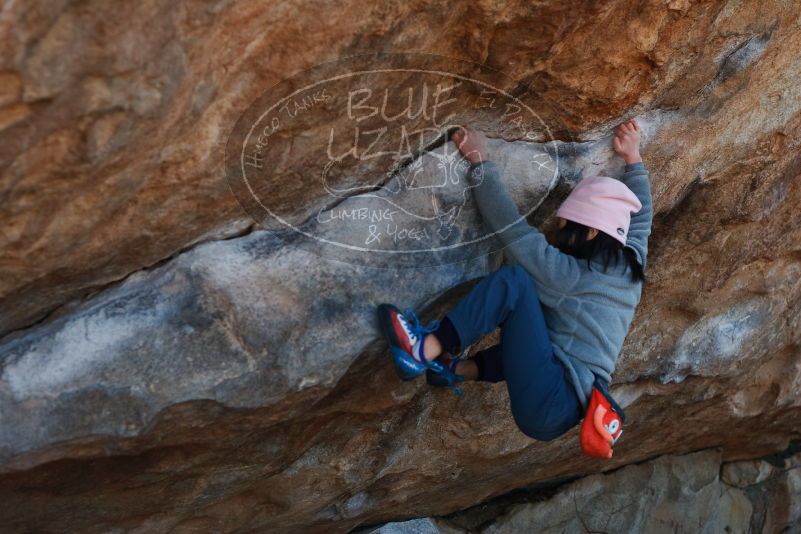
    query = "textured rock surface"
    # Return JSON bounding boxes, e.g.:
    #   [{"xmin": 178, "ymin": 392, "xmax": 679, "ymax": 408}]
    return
[
  {"xmin": 377, "ymin": 445, "xmax": 801, "ymax": 533},
  {"xmin": 1, "ymin": 0, "xmax": 801, "ymax": 532}
]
